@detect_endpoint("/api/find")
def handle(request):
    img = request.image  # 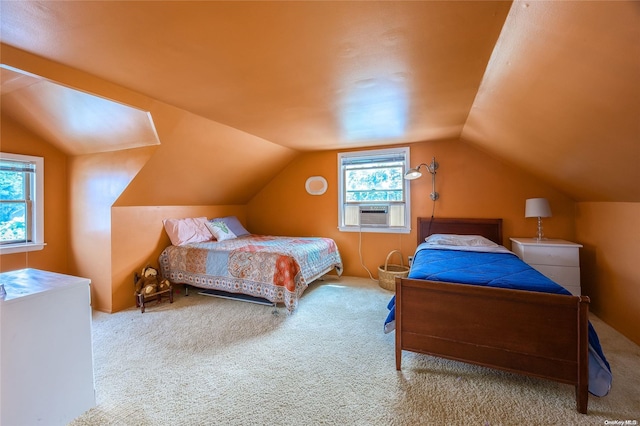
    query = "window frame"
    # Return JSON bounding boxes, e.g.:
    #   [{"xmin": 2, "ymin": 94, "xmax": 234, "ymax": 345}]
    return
[
  {"xmin": 0, "ymin": 152, "xmax": 45, "ymax": 254},
  {"xmin": 337, "ymin": 147, "xmax": 411, "ymax": 234}
]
